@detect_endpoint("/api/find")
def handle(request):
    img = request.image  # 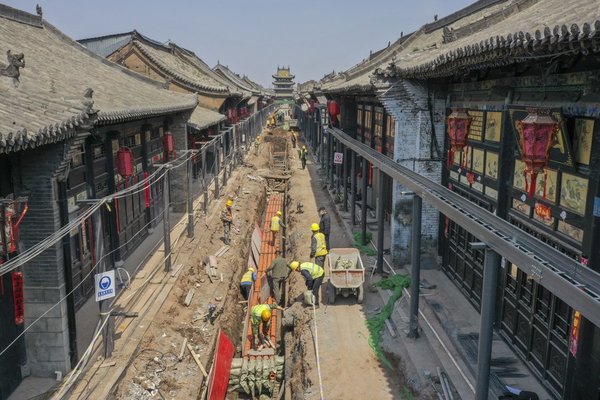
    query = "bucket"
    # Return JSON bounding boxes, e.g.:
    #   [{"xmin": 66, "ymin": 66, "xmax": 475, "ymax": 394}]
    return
[{"xmin": 303, "ymin": 290, "xmax": 314, "ymax": 306}]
